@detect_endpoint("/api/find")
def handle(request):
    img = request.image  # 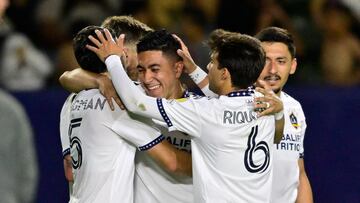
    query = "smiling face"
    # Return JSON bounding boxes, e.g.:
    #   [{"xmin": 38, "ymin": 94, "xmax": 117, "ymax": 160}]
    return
[
  {"xmin": 137, "ymin": 50, "xmax": 183, "ymax": 99},
  {"xmin": 258, "ymin": 42, "xmax": 297, "ymax": 94}
]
